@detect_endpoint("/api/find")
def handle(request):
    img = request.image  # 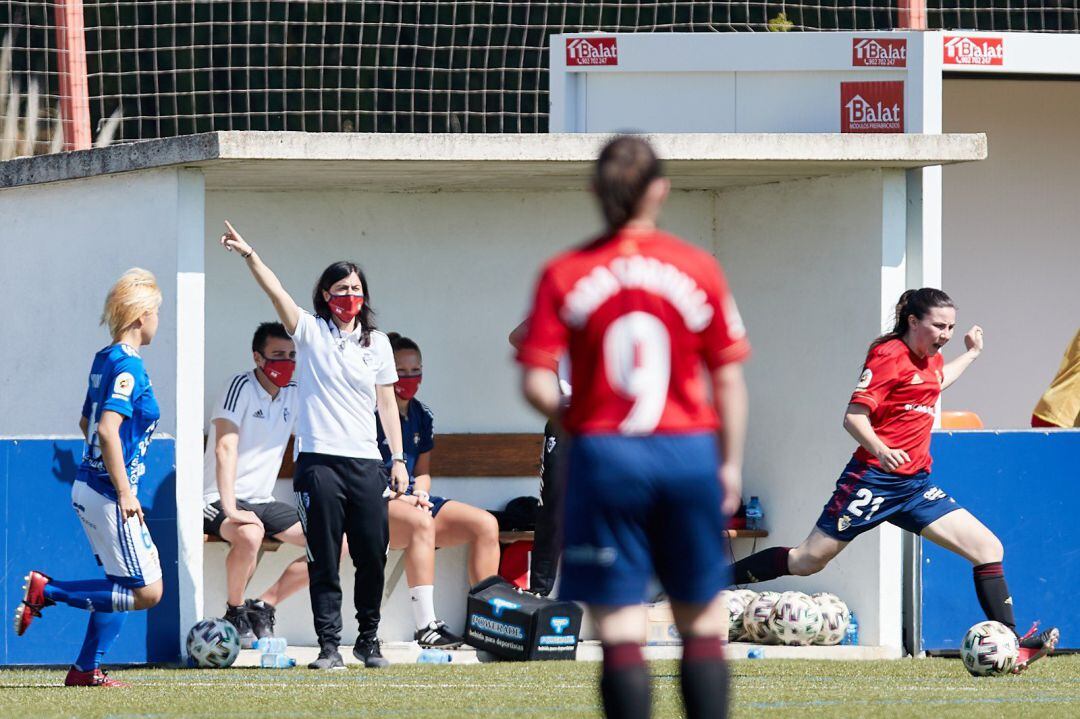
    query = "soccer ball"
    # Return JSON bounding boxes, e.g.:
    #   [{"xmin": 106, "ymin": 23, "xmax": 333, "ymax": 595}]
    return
[
  {"xmin": 731, "ymin": 590, "xmax": 758, "ymax": 641},
  {"xmin": 187, "ymin": 618, "xmax": 241, "ymax": 668},
  {"xmin": 768, "ymin": 591, "xmax": 823, "ymax": 646},
  {"xmin": 813, "ymin": 595, "xmax": 851, "ymax": 646},
  {"xmin": 961, "ymin": 621, "xmax": 1019, "ymax": 677},
  {"xmin": 718, "ymin": 590, "xmax": 753, "ymax": 642},
  {"xmin": 742, "ymin": 591, "xmax": 782, "ymax": 644}
]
